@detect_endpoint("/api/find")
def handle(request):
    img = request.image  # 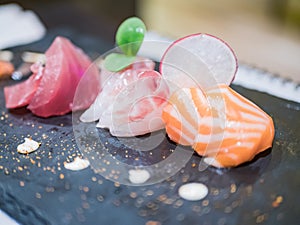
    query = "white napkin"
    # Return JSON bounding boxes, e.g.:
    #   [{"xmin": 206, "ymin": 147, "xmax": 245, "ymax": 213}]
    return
[
  {"xmin": 0, "ymin": 3, "xmax": 46, "ymax": 50},
  {"xmin": 234, "ymin": 65, "xmax": 300, "ymax": 104}
]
